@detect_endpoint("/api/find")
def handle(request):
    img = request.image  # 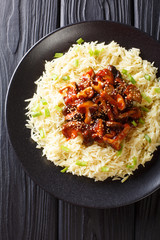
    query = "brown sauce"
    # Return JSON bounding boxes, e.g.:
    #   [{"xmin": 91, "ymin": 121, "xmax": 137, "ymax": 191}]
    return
[{"xmin": 59, "ymin": 65, "xmax": 142, "ymax": 150}]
